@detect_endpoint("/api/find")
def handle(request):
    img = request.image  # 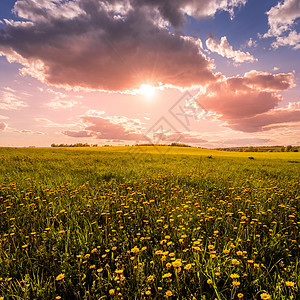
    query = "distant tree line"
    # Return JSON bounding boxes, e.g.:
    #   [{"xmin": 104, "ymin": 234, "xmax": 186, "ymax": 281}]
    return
[
  {"xmin": 216, "ymin": 145, "xmax": 299, "ymax": 152},
  {"xmin": 135, "ymin": 143, "xmax": 191, "ymax": 147},
  {"xmin": 51, "ymin": 143, "xmax": 98, "ymax": 147}
]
